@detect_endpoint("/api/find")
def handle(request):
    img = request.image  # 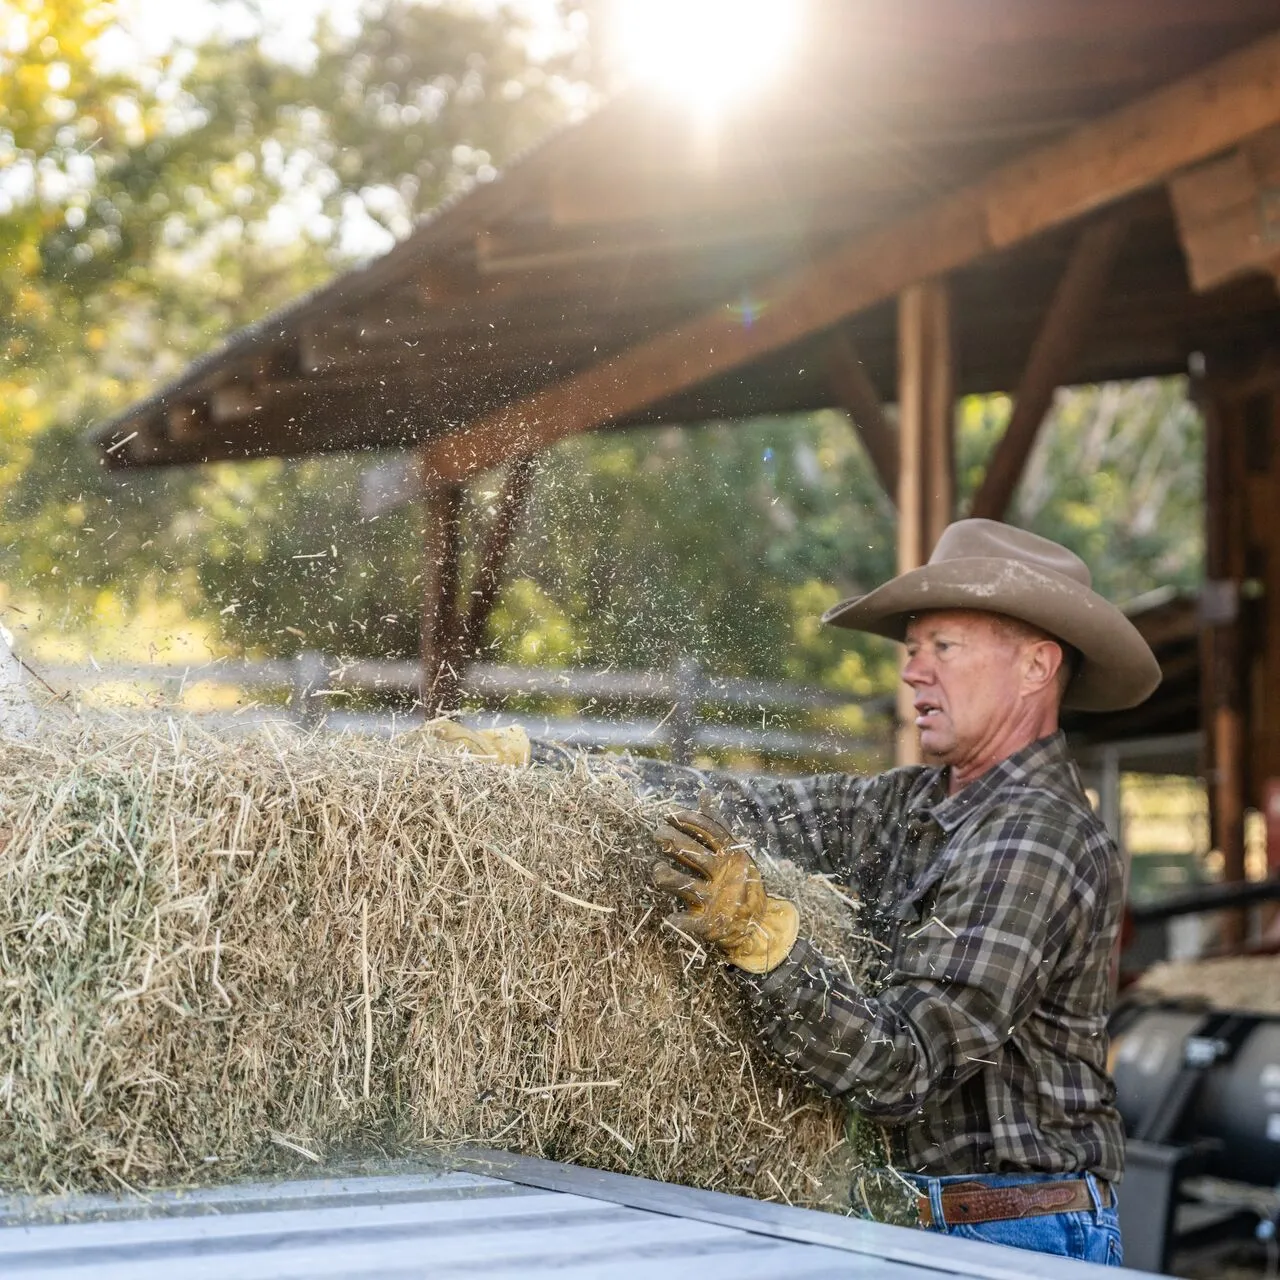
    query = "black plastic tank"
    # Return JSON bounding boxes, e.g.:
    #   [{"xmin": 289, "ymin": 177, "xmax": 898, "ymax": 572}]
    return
[{"xmin": 1111, "ymin": 1002, "xmax": 1280, "ymax": 1186}]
